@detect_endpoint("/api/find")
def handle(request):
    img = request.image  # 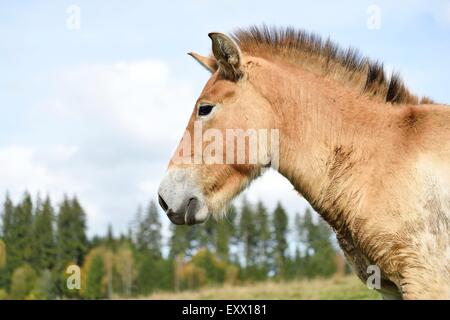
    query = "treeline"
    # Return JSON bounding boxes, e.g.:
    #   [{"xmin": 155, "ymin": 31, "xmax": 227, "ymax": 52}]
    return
[{"xmin": 0, "ymin": 192, "xmax": 346, "ymax": 299}]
